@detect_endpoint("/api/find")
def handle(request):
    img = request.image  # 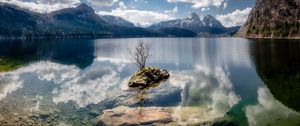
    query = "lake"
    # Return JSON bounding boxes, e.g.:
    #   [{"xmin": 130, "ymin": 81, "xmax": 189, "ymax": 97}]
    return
[{"xmin": 0, "ymin": 38, "xmax": 299, "ymax": 126}]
